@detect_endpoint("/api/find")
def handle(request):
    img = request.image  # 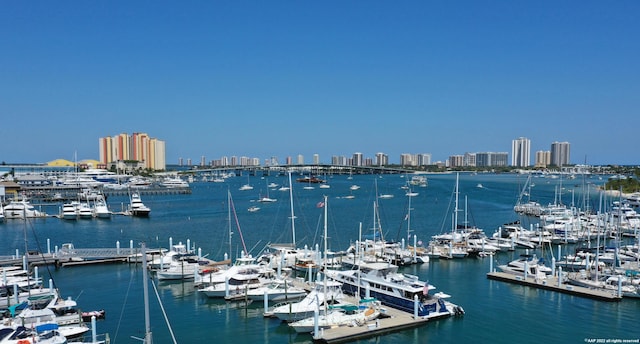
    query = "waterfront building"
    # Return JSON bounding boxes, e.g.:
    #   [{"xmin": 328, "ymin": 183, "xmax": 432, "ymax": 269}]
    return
[
  {"xmin": 332, "ymin": 155, "xmax": 348, "ymax": 166},
  {"xmin": 551, "ymin": 141, "xmax": 571, "ymax": 166},
  {"xmin": 476, "ymin": 152, "xmax": 508, "ymax": 167},
  {"xmin": 448, "ymin": 155, "xmax": 464, "ymax": 168},
  {"xmin": 464, "ymin": 153, "xmax": 476, "ymax": 167},
  {"xmin": 400, "ymin": 153, "xmax": 414, "ymax": 167},
  {"xmin": 99, "ymin": 132, "xmax": 166, "ymax": 170},
  {"xmin": 352, "ymin": 152, "xmax": 364, "ymax": 166},
  {"xmin": 313, "ymin": 154, "xmax": 320, "ymax": 165},
  {"xmin": 375, "ymin": 152, "xmax": 389, "ymax": 166},
  {"xmin": 416, "ymin": 153, "xmax": 432, "ymax": 166},
  {"xmin": 535, "ymin": 150, "xmax": 551, "ymax": 168},
  {"xmin": 511, "ymin": 137, "xmax": 531, "ymax": 167}
]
